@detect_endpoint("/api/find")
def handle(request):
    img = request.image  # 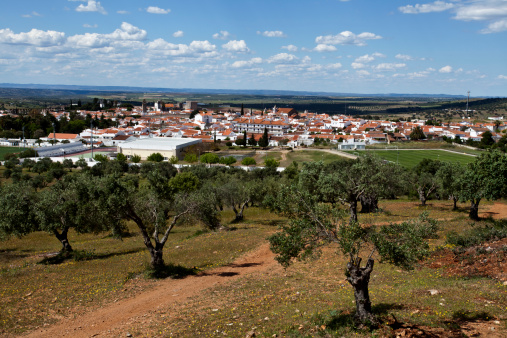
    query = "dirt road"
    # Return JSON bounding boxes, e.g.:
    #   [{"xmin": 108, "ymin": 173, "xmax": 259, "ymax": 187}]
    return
[{"xmin": 26, "ymin": 244, "xmax": 277, "ymax": 338}]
